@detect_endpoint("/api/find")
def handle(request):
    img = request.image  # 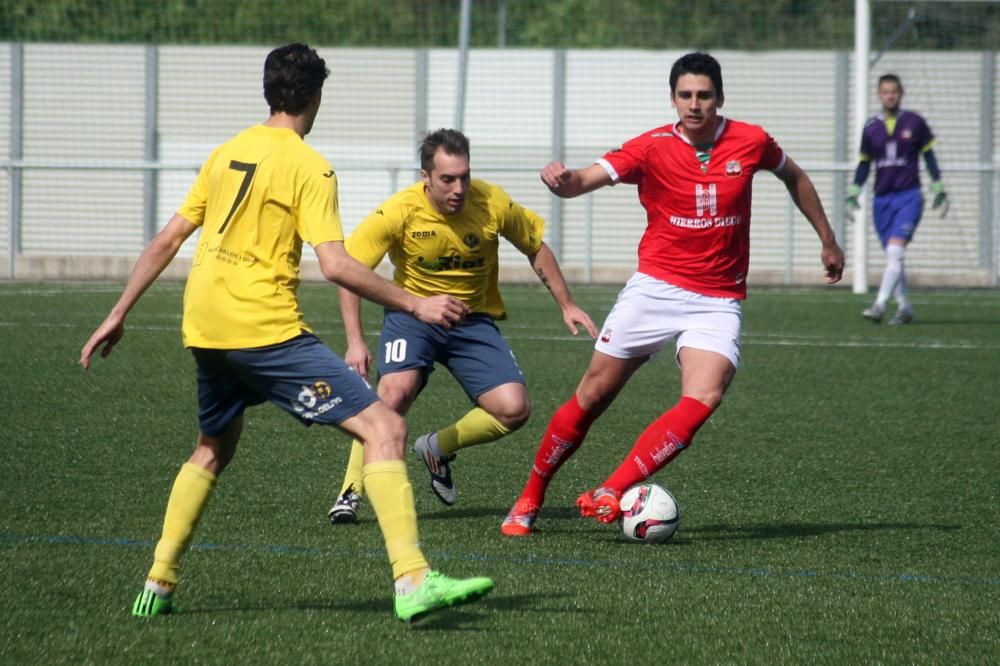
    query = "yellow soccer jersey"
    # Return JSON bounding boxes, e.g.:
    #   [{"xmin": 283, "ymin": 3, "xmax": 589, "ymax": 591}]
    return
[
  {"xmin": 346, "ymin": 179, "xmax": 544, "ymax": 319},
  {"xmin": 178, "ymin": 125, "xmax": 344, "ymax": 349}
]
